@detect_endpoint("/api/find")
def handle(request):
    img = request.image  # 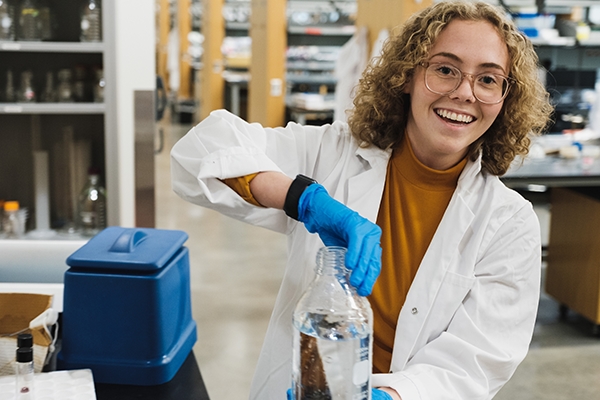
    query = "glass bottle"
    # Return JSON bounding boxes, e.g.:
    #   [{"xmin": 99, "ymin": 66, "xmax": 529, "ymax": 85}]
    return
[
  {"xmin": 18, "ymin": 70, "xmax": 35, "ymax": 102},
  {"xmin": 37, "ymin": 0, "xmax": 52, "ymax": 40},
  {"xmin": 3, "ymin": 200, "xmax": 23, "ymax": 238},
  {"xmin": 93, "ymin": 67, "xmax": 104, "ymax": 102},
  {"xmin": 80, "ymin": 0, "xmax": 101, "ymax": 42},
  {"xmin": 5, "ymin": 69, "xmax": 15, "ymax": 102},
  {"xmin": 57, "ymin": 68, "xmax": 73, "ymax": 102},
  {"xmin": 0, "ymin": 0, "xmax": 16, "ymax": 40},
  {"xmin": 15, "ymin": 347, "xmax": 34, "ymax": 399},
  {"xmin": 18, "ymin": 0, "xmax": 40, "ymax": 41},
  {"xmin": 292, "ymin": 246, "xmax": 373, "ymax": 400},
  {"xmin": 41, "ymin": 70, "xmax": 55, "ymax": 102},
  {"xmin": 73, "ymin": 65, "xmax": 86, "ymax": 102},
  {"xmin": 76, "ymin": 167, "xmax": 106, "ymax": 237}
]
